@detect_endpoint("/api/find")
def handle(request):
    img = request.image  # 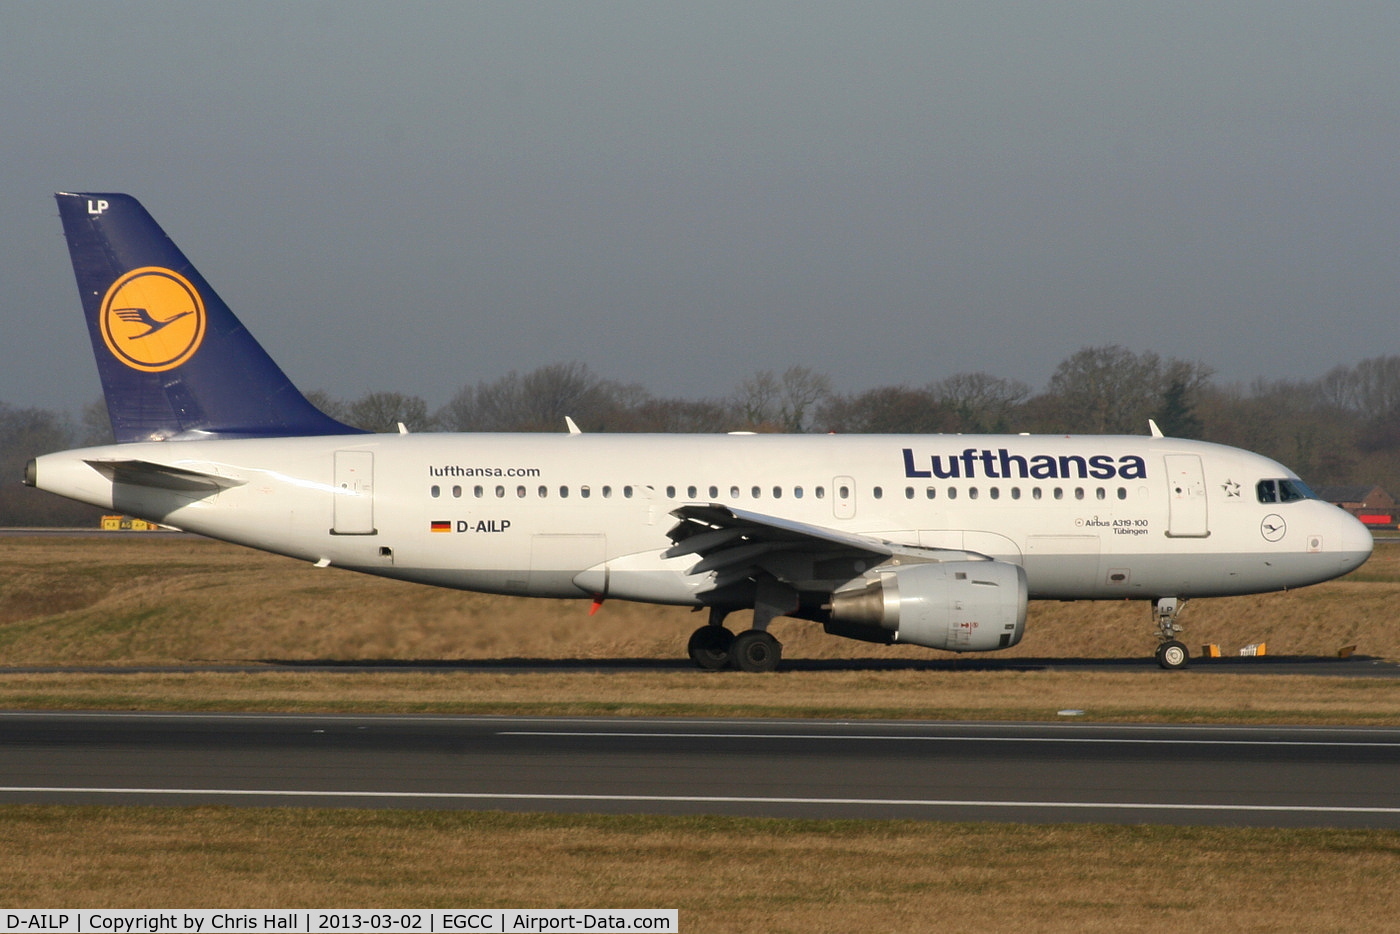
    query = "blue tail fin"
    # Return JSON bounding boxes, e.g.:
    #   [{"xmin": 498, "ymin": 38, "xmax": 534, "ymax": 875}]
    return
[{"xmin": 55, "ymin": 192, "xmax": 363, "ymax": 441}]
